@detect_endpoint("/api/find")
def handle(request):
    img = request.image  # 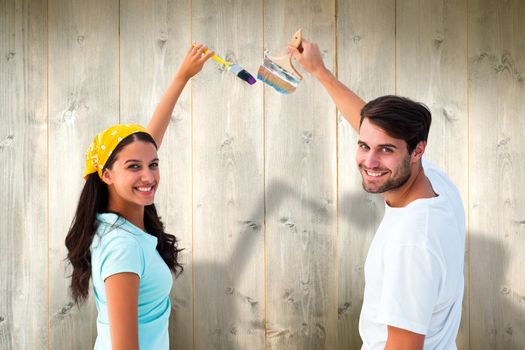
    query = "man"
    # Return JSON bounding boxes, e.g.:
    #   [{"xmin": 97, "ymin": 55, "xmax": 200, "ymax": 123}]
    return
[{"xmin": 289, "ymin": 40, "xmax": 466, "ymax": 349}]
